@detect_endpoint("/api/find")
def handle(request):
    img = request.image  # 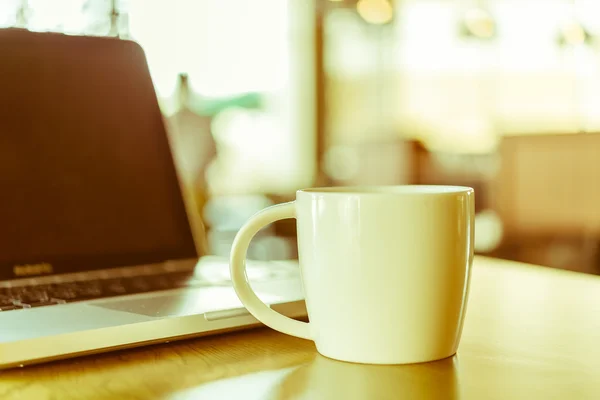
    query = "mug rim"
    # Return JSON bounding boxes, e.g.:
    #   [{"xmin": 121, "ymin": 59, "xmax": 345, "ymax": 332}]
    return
[{"xmin": 297, "ymin": 185, "xmax": 474, "ymax": 196}]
